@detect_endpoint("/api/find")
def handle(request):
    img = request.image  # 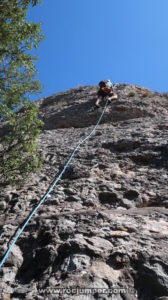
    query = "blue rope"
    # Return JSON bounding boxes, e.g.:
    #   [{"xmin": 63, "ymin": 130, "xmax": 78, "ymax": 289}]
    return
[{"xmin": 0, "ymin": 97, "xmax": 109, "ymax": 269}]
